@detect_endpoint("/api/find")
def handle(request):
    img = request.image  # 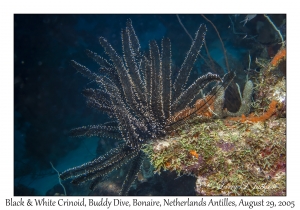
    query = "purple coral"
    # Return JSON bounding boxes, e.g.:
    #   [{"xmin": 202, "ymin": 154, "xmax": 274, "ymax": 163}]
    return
[
  {"xmin": 182, "ymin": 155, "xmax": 204, "ymax": 174},
  {"xmin": 217, "ymin": 140, "xmax": 235, "ymax": 151}
]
